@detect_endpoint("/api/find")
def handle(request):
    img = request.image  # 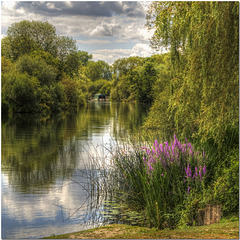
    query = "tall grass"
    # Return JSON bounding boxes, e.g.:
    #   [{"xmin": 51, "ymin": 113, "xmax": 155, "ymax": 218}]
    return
[
  {"xmin": 110, "ymin": 135, "xmax": 208, "ymax": 229},
  {"xmin": 76, "ymin": 132, "xmax": 238, "ymax": 229}
]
